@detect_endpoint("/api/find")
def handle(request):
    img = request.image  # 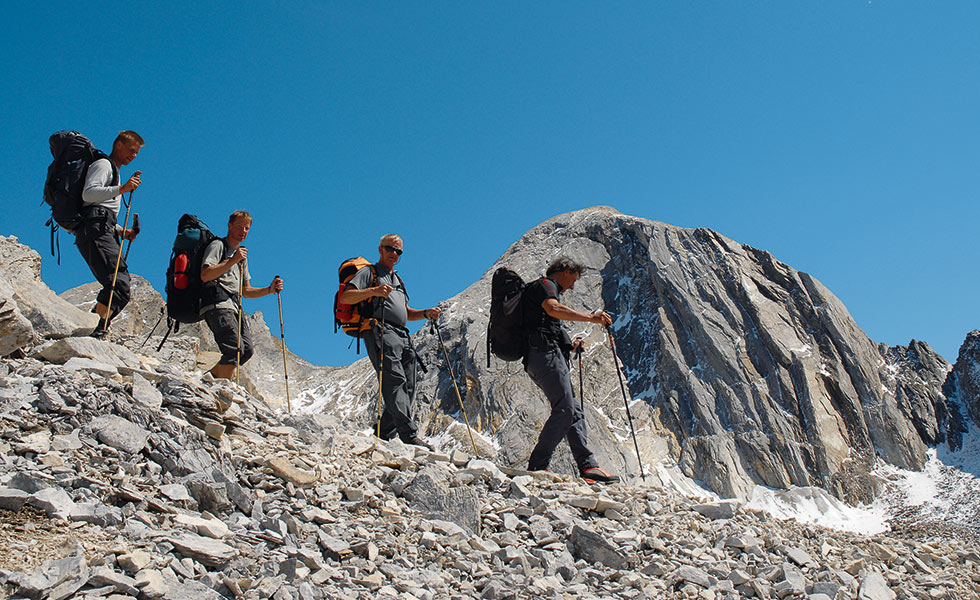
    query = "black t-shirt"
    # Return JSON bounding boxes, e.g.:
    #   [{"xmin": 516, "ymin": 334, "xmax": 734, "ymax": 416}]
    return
[{"xmin": 521, "ymin": 276, "xmax": 566, "ymax": 347}]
